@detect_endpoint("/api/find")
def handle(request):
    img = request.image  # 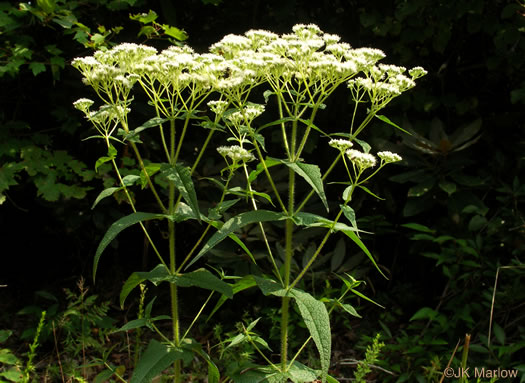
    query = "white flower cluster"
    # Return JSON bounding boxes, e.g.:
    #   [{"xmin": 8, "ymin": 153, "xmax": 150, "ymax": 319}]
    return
[
  {"xmin": 226, "ymin": 104, "xmax": 265, "ymax": 126},
  {"xmin": 207, "ymin": 100, "xmax": 229, "ymax": 116},
  {"xmin": 348, "ymin": 63, "xmax": 427, "ymax": 106},
  {"xmin": 73, "ymin": 98, "xmax": 94, "ymax": 113},
  {"xmin": 328, "ymin": 138, "xmax": 353, "ymax": 151},
  {"xmin": 377, "ymin": 151, "xmax": 402, "ymax": 163},
  {"xmin": 346, "ymin": 149, "xmax": 377, "ymax": 170},
  {"xmin": 217, "ymin": 145, "xmax": 255, "ymax": 163}
]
